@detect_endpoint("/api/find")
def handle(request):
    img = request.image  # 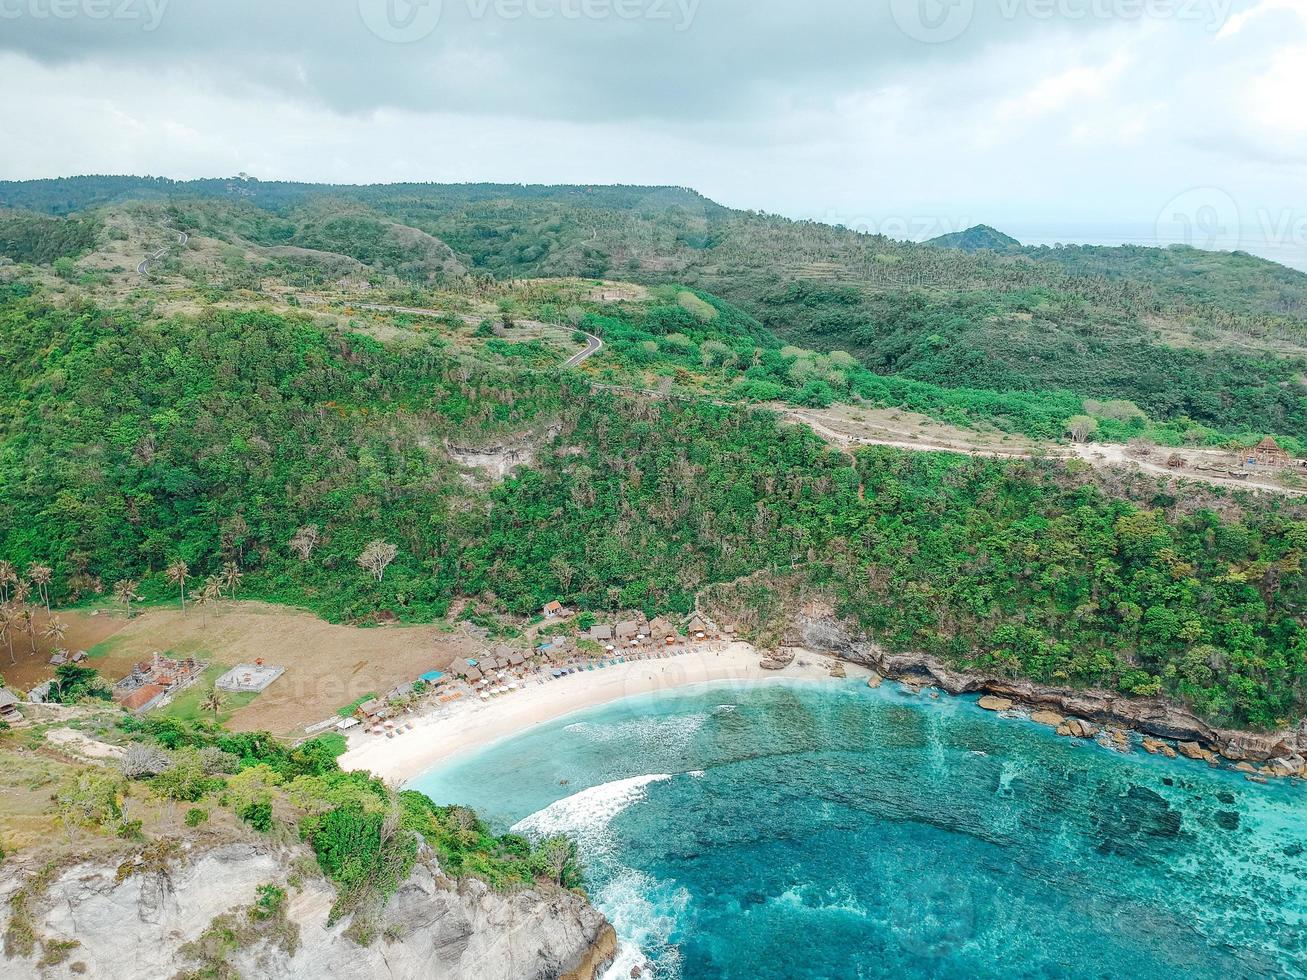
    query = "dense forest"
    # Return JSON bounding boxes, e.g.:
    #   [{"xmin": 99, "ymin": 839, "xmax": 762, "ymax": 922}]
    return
[{"xmin": 1, "ymin": 282, "xmax": 1304, "ymax": 730}]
